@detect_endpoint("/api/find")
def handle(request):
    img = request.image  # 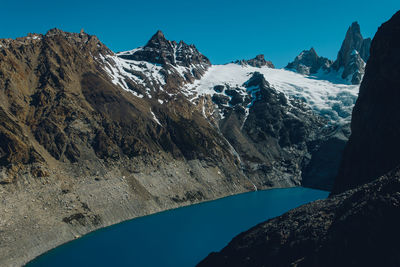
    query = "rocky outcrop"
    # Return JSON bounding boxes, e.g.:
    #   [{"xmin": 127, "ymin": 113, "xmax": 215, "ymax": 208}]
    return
[
  {"xmin": 331, "ymin": 22, "xmax": 371, "ymax": 84},
  {"xmin": 286, "ymin": 48, "xmax": 332, "ymax": 75},
  {"xmin": 198, "ymin": 166, "xmax": 400, "ymax": 267},
  {"xmin": 234, "ymin": 54, "xmax": 275, "ymax": 68},
  {"xmin": 333, "ymin": 11, "xmax": 400, "ymax": 194}
]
